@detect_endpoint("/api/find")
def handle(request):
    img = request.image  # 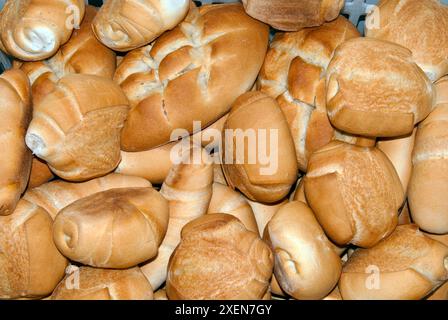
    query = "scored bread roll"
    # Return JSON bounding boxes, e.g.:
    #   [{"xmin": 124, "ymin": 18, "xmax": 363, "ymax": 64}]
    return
[
  {"xmin": 53, "ymin": 187, "xmax": 169, "ymax": 269},
  {"xmin": 140, "ymin": 147, "xmax": 213, "ymax": 291},
  {"xmin": 339, "ymin": 225, "xmax": 448, "ymax": 300},
  {"xmin": 365, "ymin": 0, "xmax": 448, "ymax": 82},
  {"xmin": 166, "ymin": 214, "xmax": 274, "ymax": 300},
  {"xmin": 326, "ymin": 38, "xmax": 434, "ymax": 138},
  {"xmin": 51, "ymin": 266, "xmax": 153, "ymax": 300},
  {"xmin": 18, "ymin": 6, "xmax": 116, "ymax": 106},
  {"xmin": 25, "ymin": 74, "xmax": 129, "ymax": 181},
  {"xmin": 265, "ymin": 201, "xmax": 342, "ymax": 300},
  {"xmin": 92, "ymin": 0, "xmax": 190, "ymax": 52},
  {"xmin": 0, "ymin": 69, "xmax": 32, "ymax": 216},
  {"xmin": 0, "ymin": 200, "xmax": 68, "ymax": 299},
  {"xmin": 222, "ymin": 91, "xmax": 298, "ymax": 203},
  {"xmin": 115, "ymin": 3, "xmax": 269, "ymax": 151},
  {"xmin": 304, "ymin": 141, "xmax": 404, "ymax": 248},
  {"xmin": 0, "ymin": 0, "xmax": 86, "ymax": 61},
  {"xmin": 28, "ymin": 157, "xmax": 54, "ymax": 189},
  {"xmin": 23, "ymin": 173, "xmax": 151, "ymax": 219}
]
